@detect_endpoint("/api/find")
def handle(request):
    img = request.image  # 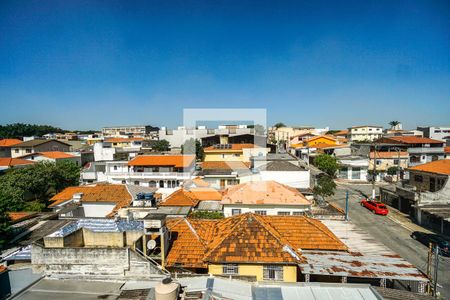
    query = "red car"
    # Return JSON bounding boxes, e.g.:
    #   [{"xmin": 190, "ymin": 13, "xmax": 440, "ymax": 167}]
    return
[{"xmin": 360, "ymin": 199, "xmax": 389, "ymax": 215}]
